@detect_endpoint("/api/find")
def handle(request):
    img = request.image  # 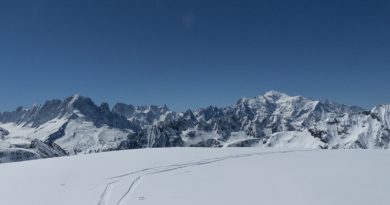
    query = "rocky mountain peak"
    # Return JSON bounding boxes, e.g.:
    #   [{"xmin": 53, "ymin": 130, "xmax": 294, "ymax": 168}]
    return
[{"xmin": 112, "ymin": 103, "xmax": 178, "ymax": 127}]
